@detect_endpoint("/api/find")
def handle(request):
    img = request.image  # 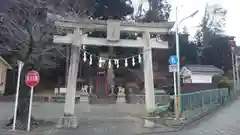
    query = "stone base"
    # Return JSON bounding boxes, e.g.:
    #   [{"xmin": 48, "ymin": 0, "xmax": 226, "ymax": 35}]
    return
[
  {"xmin": 116, "ymin": 96, "xmax": 126, "ymax": 103},
  {"xmin": 164, "ymin": 118, "xmax": 183, "ymax": 127},
  {"xmin": 143, "ymin": 119, "xmax": 155, "ymax": 128},
  {"xmin": 80, "ymin": 95, "xmax": 89, "ymax": 103},
  {"xmin": 56, "ymin": 116, "xmax": 78, "ymax": 128}
]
